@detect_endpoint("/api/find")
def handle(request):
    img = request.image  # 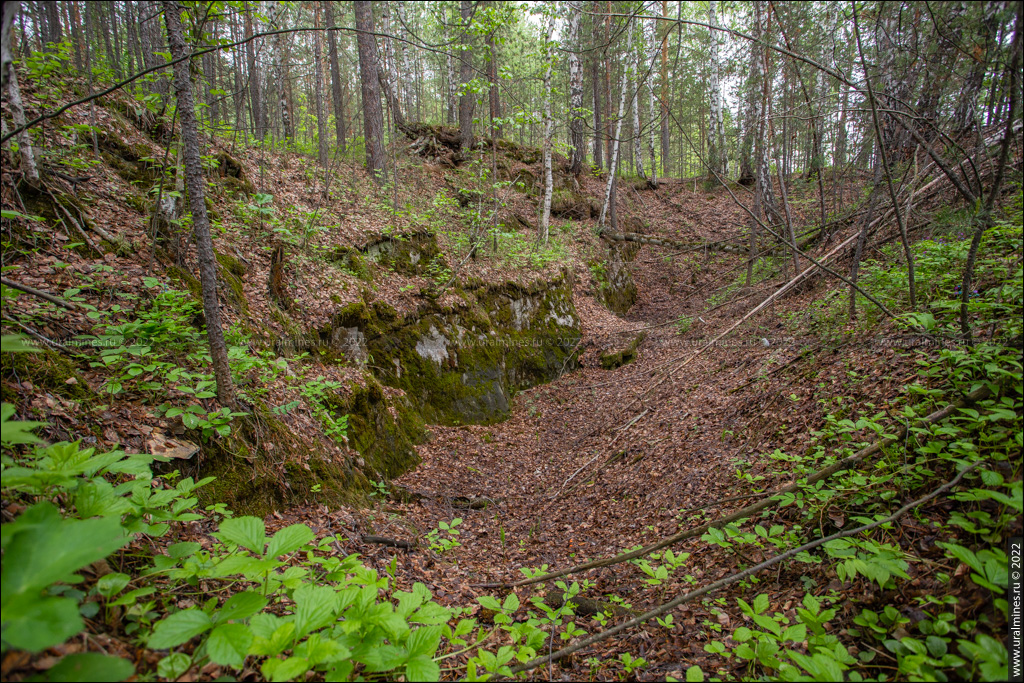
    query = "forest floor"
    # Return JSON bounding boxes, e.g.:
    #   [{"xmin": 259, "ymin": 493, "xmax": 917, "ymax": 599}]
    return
[
  {"xmin": 271, "ymin": 177, "xmax": 936, "ymax": 681},
  {"xmin": 3, "ymin": 82, "xmax": 1017, "ymax": 681}
]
